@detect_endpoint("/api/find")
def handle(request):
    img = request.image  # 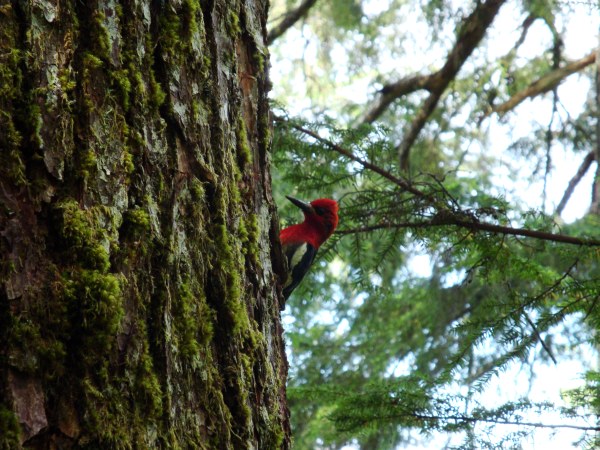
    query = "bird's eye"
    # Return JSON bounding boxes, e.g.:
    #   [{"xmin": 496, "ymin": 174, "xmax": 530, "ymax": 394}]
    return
[{"xmin": 314, "ymin": 207, "xmax": 325, "ymax": 215}]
